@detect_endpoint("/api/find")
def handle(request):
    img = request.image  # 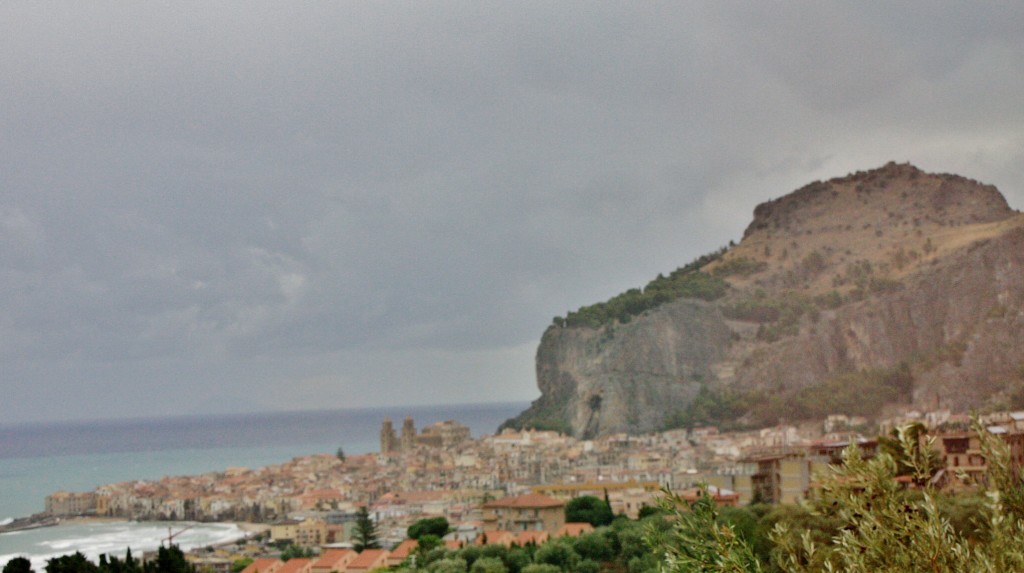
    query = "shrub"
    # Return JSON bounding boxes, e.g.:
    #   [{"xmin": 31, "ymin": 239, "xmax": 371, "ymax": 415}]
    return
[
  {"xmin": 429, "ymin": 558, "xmax": 468, "ymax": 573},
  {"xmin": 520, "ymin": 566, "xmax": 560, "ymax": 573},
  {"xmin": 470, "ymin": 557, "xmax": 506, "ymax": 573},
  {"xmin": 555, "ymin": 248, "xmax": 729, "ymax": 328},
  {"xmin": 565, "ymin": 496, "xmax": 614, "ymax": 527},
  {"xmin": 713, "ymin": 257, "xmax": 768, "ymax": 278},
  {"xmin": 647, "ymin": 420, "xmax": 1024, "ymax": 572}
]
